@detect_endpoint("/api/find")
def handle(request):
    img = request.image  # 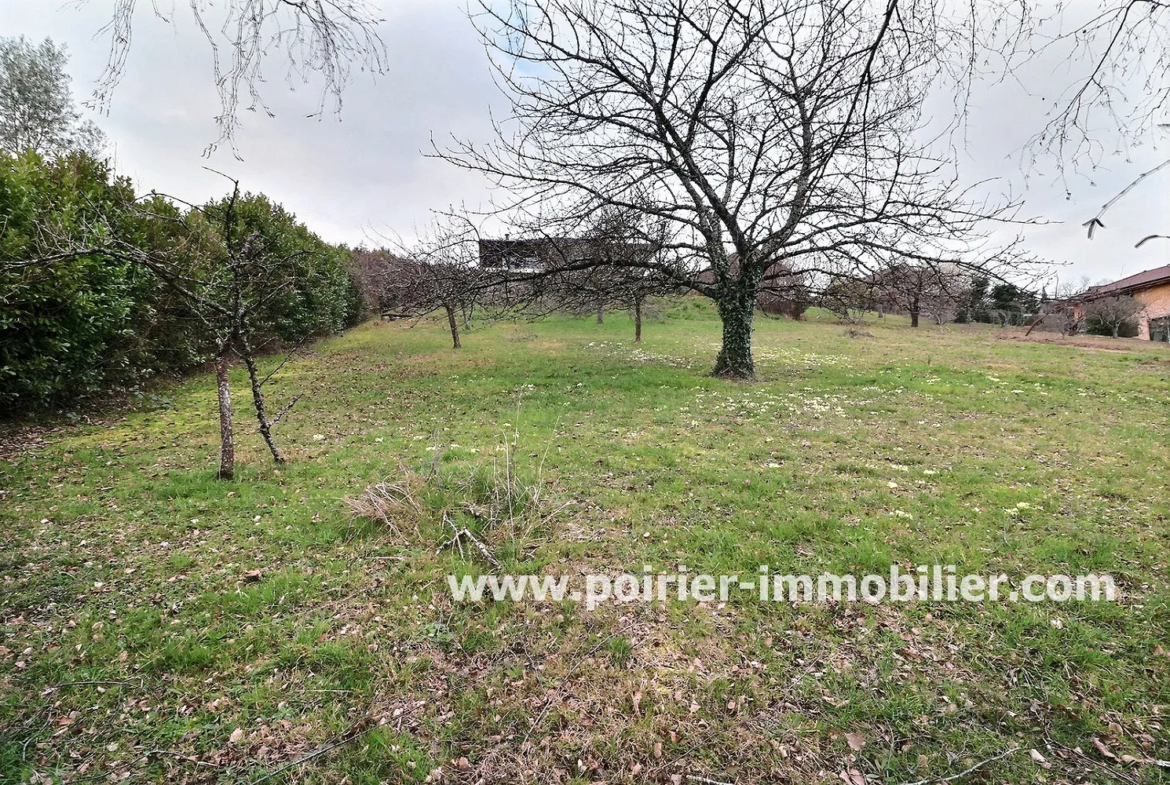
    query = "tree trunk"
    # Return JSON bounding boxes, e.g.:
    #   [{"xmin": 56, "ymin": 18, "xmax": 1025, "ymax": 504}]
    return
[
  {"xmin": 445, "ymin": 304, "xmax": 462, "ymax": 348},
  {"xmin": 1112, "ymin": 323, "xmax": 1120, "ymax": 338},
  {"xmin": 910, "ymin": 295, "xmax": 920, "ymax": 328},
  {"xmin": 215, "ymin": 354, "xmax": 235, "ymax": 481},
  {"xmin": 241, "ymin": 347, "xmax": 286, "ymax": 464},
  {"xmin": 712, "ymin": 280, "xmax": 758, "ymax": 378},
  {"xmin": 634, "ymin": 296, "xmax": 643, "ymax": 343},
  {"xmin": 596, "ymin": 306, "xmax": 604, "ymax": 324}
]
